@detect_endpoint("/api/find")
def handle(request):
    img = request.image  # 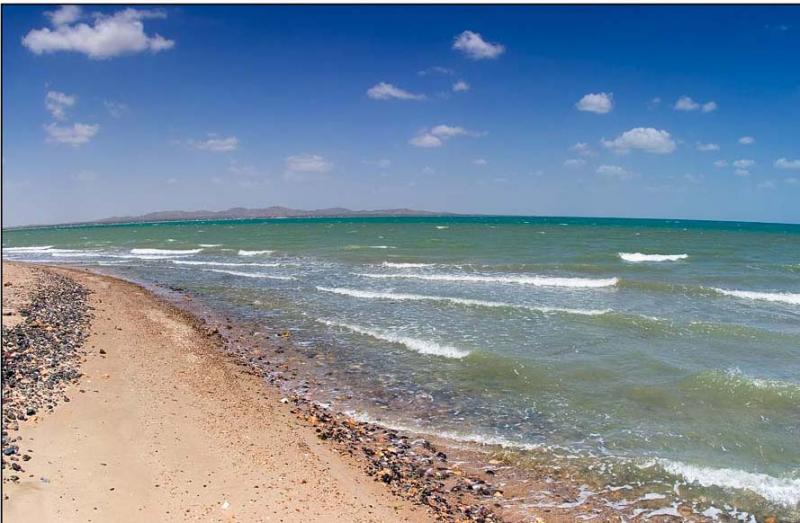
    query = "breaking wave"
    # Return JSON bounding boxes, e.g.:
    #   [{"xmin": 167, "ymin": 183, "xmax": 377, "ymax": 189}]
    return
[
  {"xmin": 619, "ymin": 253, "xmax": 689, "ymax": 262},
  {"xmin": 207, "ymin": 269, "xmax": 294, "ymax": 280},
  {"xmin": 356, "ymin": 272, "xmax": 618, "ymax": 288},
  {"xmin": 712, "ymin": 288, "xmax": 800, "ymax": 305}
]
